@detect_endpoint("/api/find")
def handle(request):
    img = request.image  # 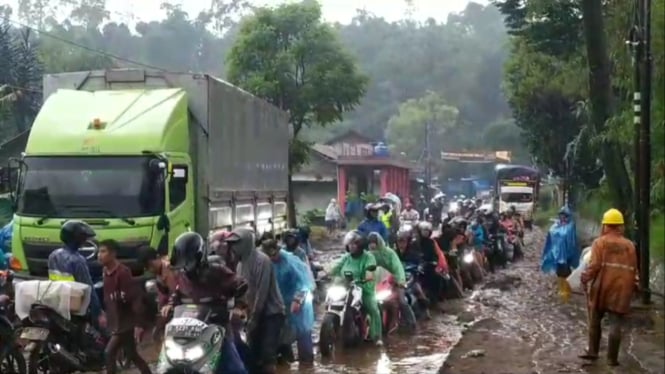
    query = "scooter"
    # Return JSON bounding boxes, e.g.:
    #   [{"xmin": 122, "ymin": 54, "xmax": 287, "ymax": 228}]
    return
[
  {"xmin": 375, "ymin": 273, "xmax": 407, "ymax": 335},
  {"xmin": 0, "ymin": 270, "xmax": 24, "ymax": 374},
  {"xmin": 156, "ymin": 304, "xmax": 226, "ymax": 374},
  {"xmin": 319, "ymin": 268, "xmax": 375, "ymax": 357}
]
